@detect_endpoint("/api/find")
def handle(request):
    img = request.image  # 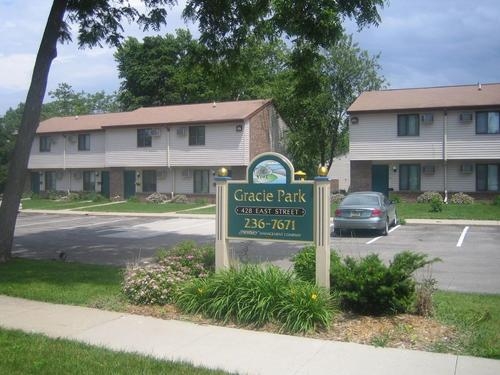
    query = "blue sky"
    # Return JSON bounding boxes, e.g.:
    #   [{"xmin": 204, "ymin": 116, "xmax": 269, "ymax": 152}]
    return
[{"xmin": 1, "ymin": 0, "xmax": 499, "ymax": 115}]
